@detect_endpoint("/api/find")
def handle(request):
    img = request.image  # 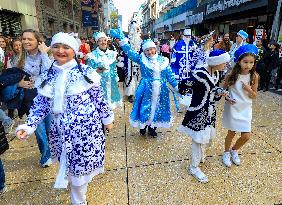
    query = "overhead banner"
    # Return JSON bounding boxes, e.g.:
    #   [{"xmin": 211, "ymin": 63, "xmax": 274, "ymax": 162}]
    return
[{"xmin": 81, "ymin": 0, "xmax": 99, "ymax": 29}]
